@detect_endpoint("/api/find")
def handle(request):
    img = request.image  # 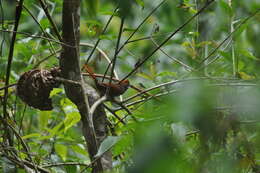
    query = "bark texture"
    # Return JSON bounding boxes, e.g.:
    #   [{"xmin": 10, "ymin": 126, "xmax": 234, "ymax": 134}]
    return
[{"xmin": 60, "ymin": 0, "xmax": 112, "ymax": 172}]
